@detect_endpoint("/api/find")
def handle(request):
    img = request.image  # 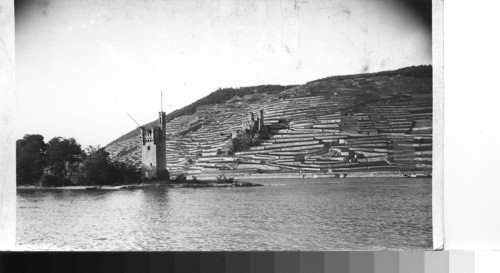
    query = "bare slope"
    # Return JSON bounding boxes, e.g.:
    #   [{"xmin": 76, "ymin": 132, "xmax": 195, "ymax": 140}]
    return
[{"xmin": 106, "ymin": 66, "xmax": 432, "ymax": 176}]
